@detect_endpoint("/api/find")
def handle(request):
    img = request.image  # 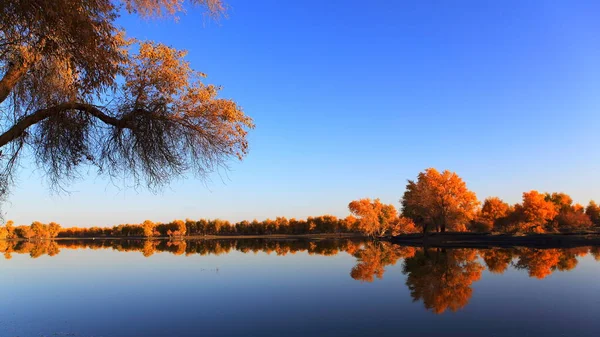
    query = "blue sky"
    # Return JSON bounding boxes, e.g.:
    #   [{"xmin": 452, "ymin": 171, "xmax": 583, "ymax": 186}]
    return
[{"xmin": 6, "ymin": 0, "xmax": 600, "ymax": 227}]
